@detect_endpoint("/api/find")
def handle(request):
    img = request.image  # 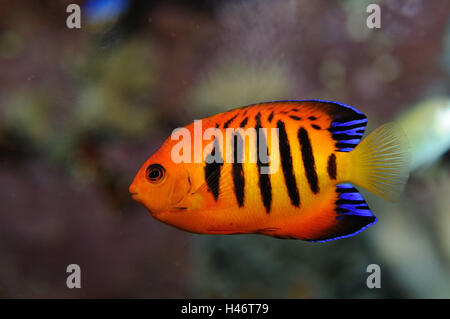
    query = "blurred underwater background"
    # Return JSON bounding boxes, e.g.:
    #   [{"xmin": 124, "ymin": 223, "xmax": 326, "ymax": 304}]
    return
[{"xmin": 0, "ymin": 0, "xmax": 449, "ymax": 298}]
